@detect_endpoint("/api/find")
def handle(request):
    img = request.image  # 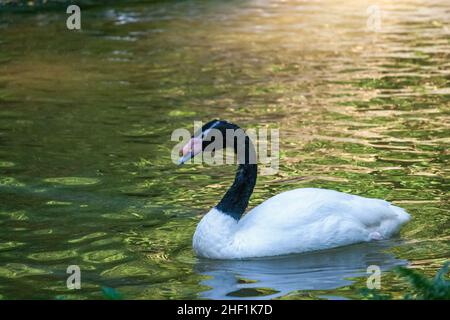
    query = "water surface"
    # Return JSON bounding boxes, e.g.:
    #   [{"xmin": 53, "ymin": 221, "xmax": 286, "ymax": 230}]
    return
[{"xmin": 0, "ymin": 0, "xmax": 449, "ymax": 299}]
